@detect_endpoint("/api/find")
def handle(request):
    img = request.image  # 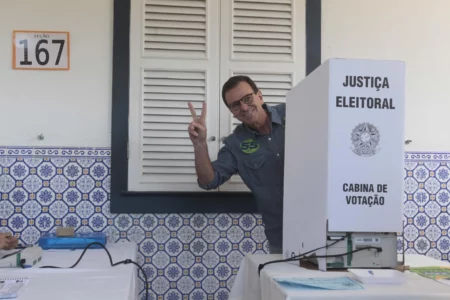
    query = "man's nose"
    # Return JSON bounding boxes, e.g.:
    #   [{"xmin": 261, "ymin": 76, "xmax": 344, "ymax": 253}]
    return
[{"xmin": 240, "ymin": 101, "xmax": 249, "ymax": 111}]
